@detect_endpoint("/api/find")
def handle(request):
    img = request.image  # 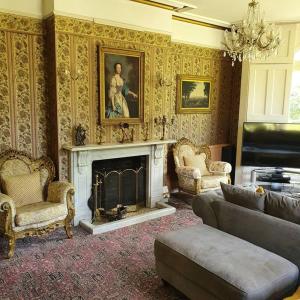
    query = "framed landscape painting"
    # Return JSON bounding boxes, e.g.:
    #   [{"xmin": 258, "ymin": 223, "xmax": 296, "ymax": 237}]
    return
[
  {"xmin": 176, "ymin": 75, "xmax": 212, "ymax": 114},
  {"xmin": 99, "ymin": 46, "xmax": 144, "ymax": 124}
]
